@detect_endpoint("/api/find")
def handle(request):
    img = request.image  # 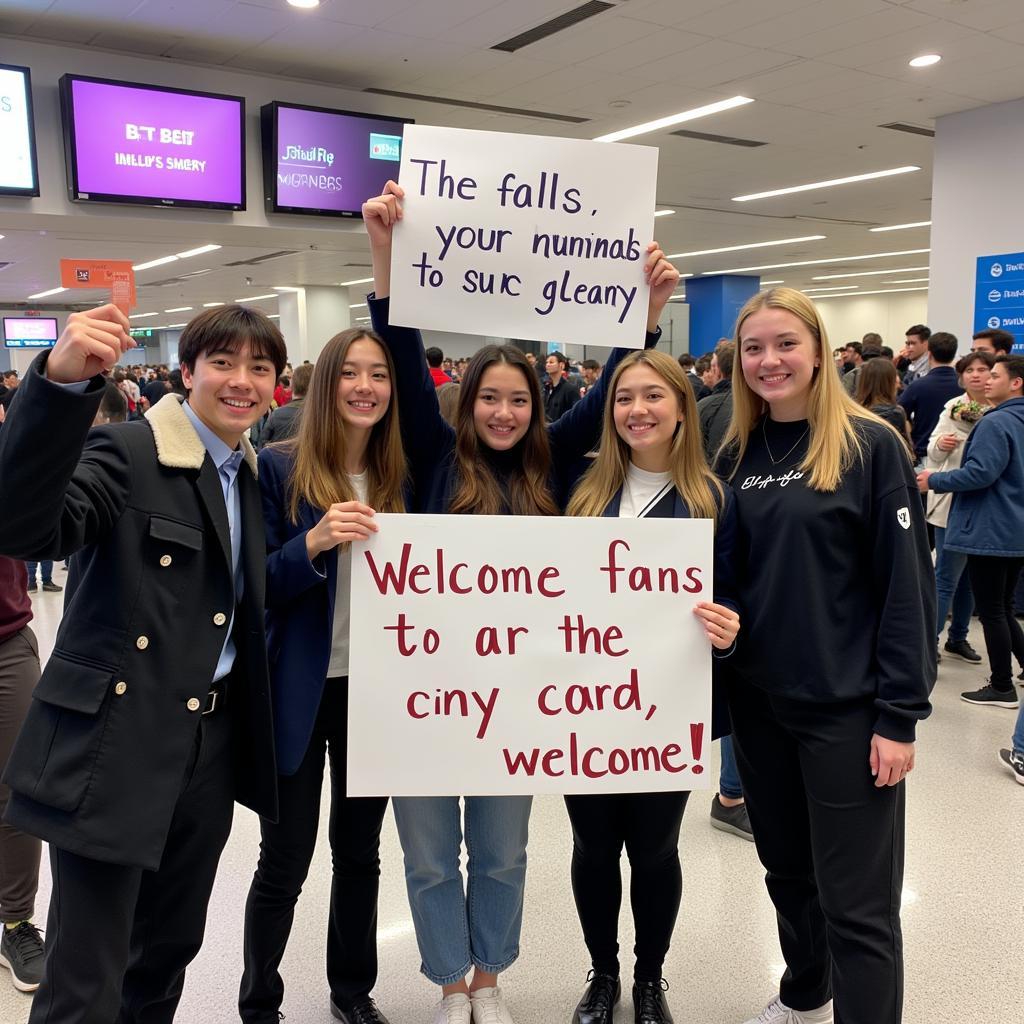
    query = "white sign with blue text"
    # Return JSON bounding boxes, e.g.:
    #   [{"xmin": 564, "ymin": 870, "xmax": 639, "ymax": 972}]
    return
[
  {"xmin": 347, "ymin": 515, "xmax": 713, "ymax": 797},
  {"xmin": 388, "ymin": 124, "xmax": 658, "ymax": 349},
  {"xmin": 974, "ymin": 253, "xmax": 1024, "ymax": 353}
]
